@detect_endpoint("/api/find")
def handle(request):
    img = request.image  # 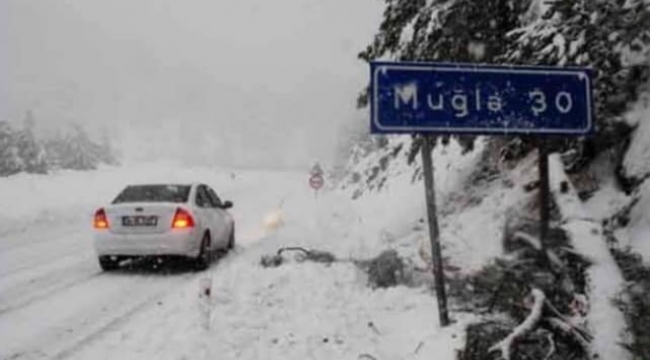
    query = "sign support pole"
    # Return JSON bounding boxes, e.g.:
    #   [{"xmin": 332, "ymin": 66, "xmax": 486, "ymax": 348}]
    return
[
  {"xmin": 538, "ymin": 140, "xmax": 550, "ymax": 262},
  {"xmin": 420, "ymin": 135, "xmax": 450, "ymax": 327}
]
